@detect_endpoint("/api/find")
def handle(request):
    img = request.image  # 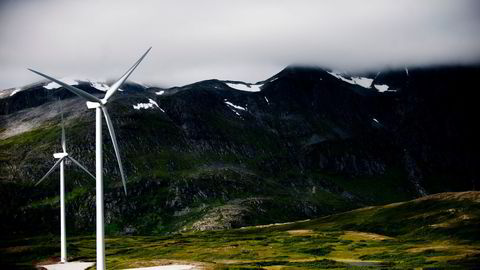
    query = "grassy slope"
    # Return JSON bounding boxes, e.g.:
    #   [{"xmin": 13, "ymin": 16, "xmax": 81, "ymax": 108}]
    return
[{"xmin": 1, "ymin": 191, "xmax": 479, "ymax": 269}]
